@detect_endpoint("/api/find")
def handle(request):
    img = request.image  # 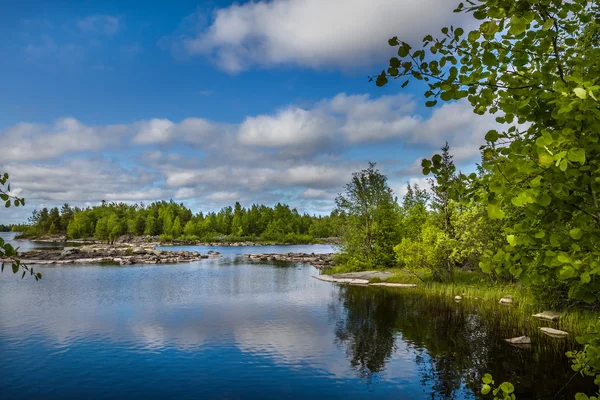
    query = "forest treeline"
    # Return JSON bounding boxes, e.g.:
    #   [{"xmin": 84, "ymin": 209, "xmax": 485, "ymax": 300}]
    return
[{"xmin": 18, "ymin": 201, "xmax": 345, "ymax": 244}]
